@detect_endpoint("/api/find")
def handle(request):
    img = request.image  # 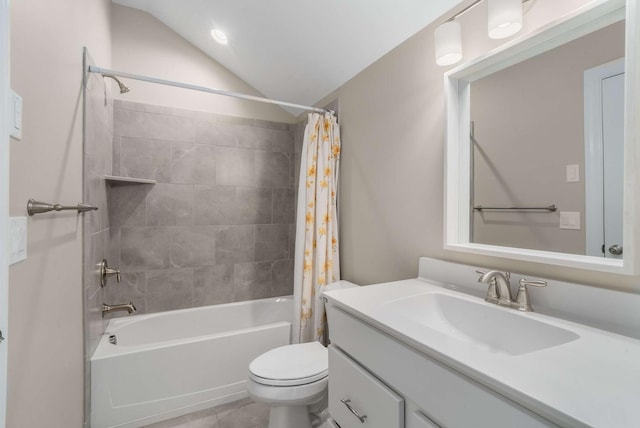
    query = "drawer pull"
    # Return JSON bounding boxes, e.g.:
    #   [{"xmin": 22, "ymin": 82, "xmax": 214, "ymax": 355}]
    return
[{"xmin": 340, "ymin": 398, "xmax": 367, "ymax": 423}]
